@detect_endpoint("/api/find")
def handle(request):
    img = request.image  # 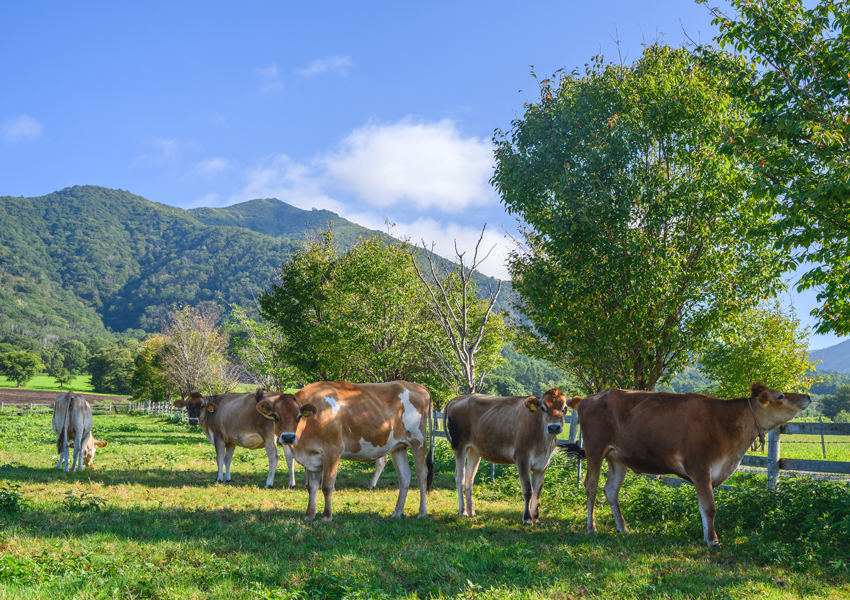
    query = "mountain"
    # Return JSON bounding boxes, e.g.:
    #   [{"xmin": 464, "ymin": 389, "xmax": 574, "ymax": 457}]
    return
[
  {"xmin": 811, "ymin": 338, "xmax": 850, "ymax": 374},
  {"xmin": 0, "ymin": 186, "xmax": 509, "ymax": 343}
]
